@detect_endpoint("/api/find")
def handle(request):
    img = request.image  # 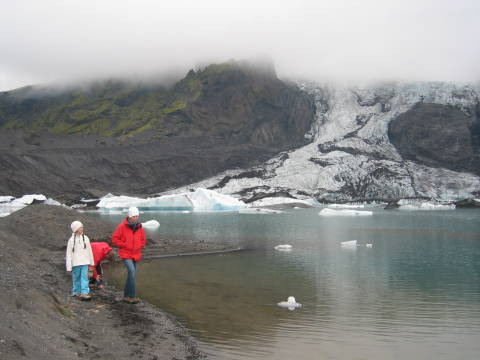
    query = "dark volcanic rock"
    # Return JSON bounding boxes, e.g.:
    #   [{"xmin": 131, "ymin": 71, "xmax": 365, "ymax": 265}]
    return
[
  {"xmin": 0, "ymin": 61, "xmax": 315, "ymax": 198},
  {"xmin": 388, "ymin": 102, "xmax": 480, "ymax": 175},
  {"xmin": 454, "ymin": 198, "xmax": 480, "ymax": 208},
  {"xmin": 0, "ymin": 205, "xmax": 205, "ymax": 360}
]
